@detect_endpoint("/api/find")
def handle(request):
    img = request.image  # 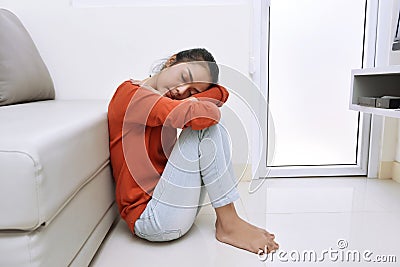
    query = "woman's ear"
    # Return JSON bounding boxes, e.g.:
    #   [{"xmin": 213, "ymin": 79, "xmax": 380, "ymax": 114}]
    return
[{"xmin": 164, "ymin": 54, "xmax": 177, "ymax": 68}]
